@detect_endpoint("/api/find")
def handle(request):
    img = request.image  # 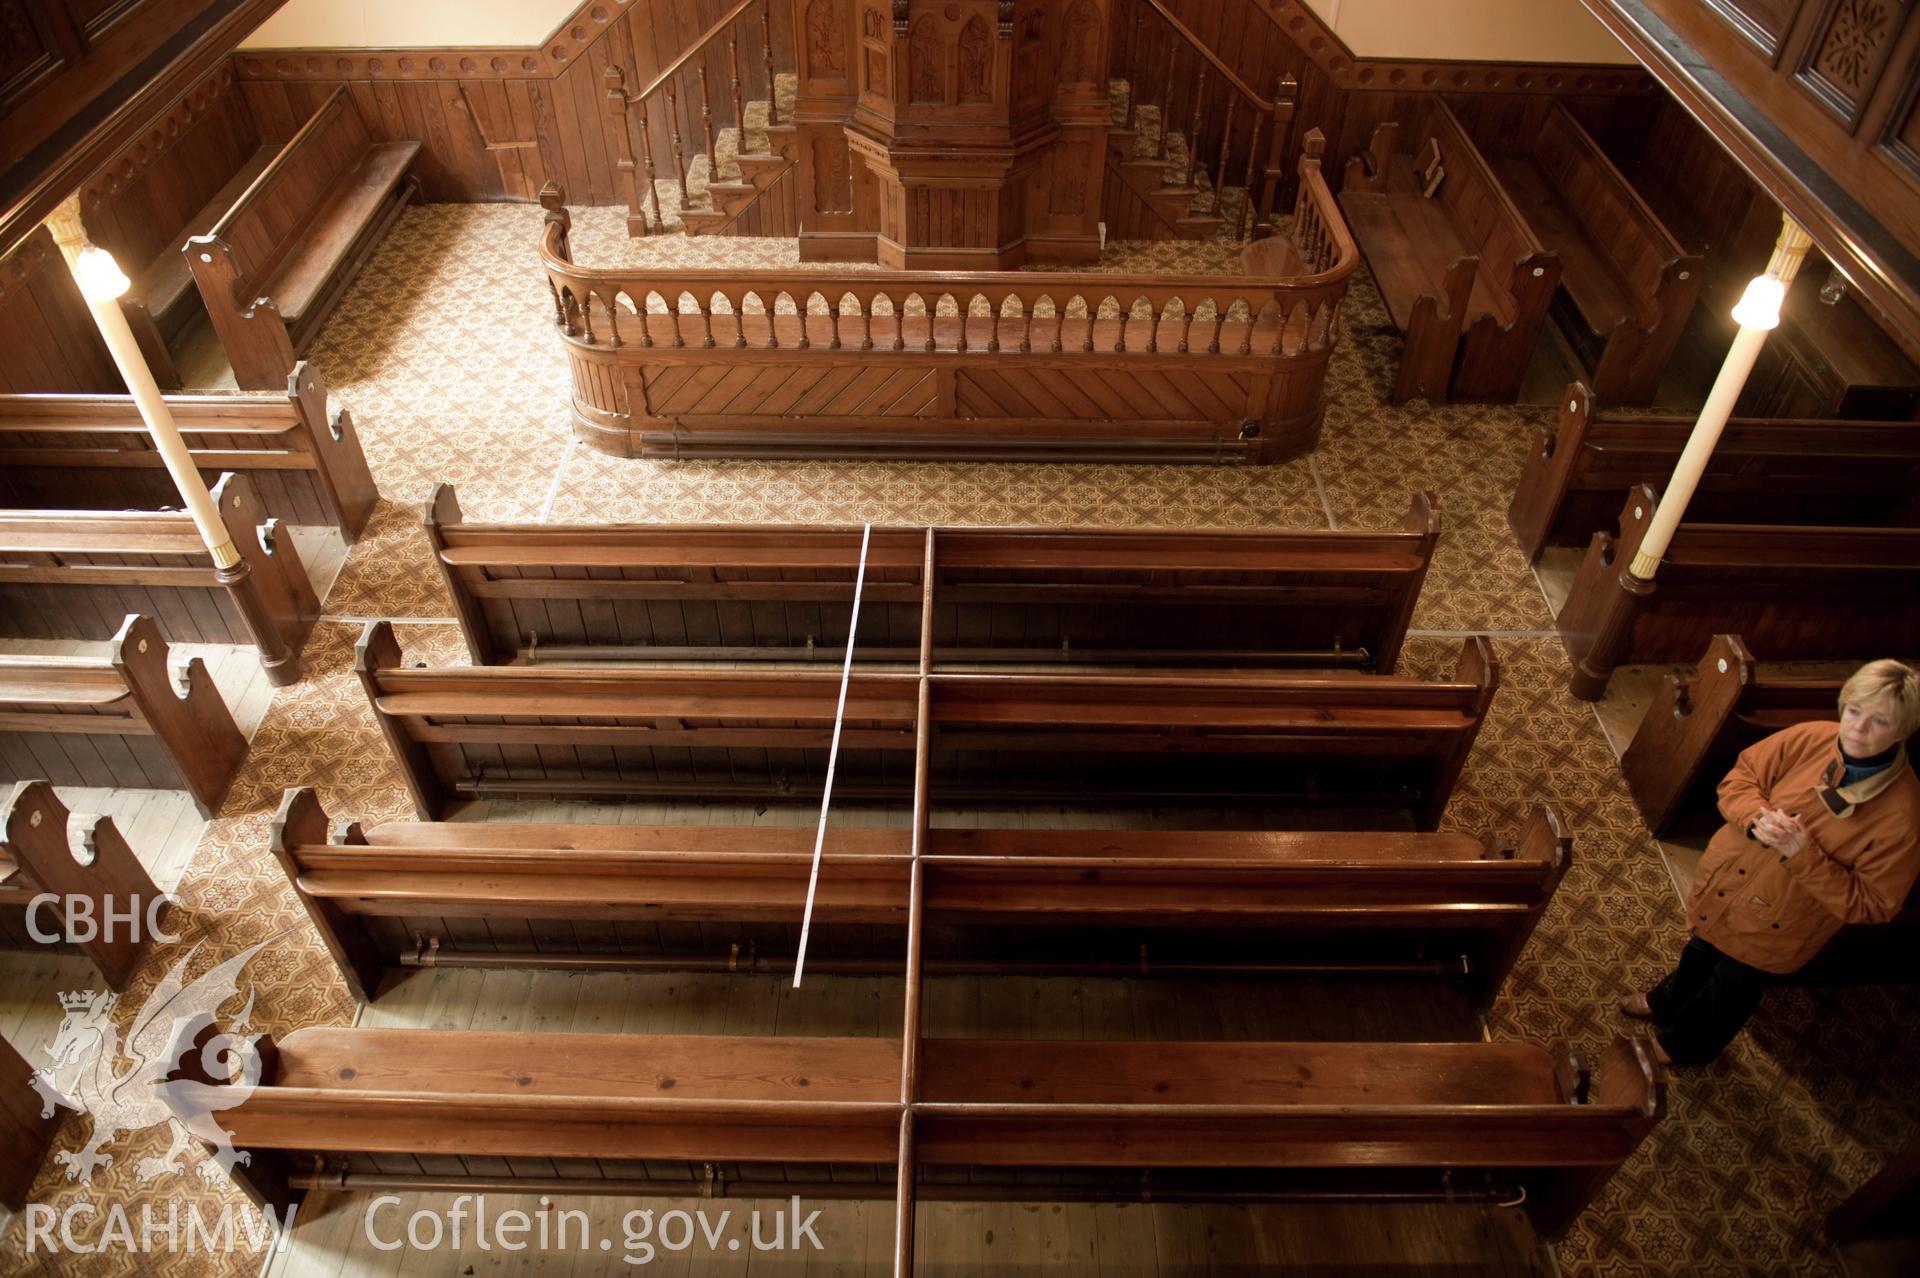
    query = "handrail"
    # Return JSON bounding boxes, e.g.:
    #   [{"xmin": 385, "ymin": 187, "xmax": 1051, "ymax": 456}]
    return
[
  {"xmin": 1139, "ymin": 0, "xmax": 1270, "ymax": 110},
  {"xmin": 203, "ymin": 86, "xmax": 348, "ymax": 241},
  {"xmin": 635, "ymin": 0, "xmax": 757, "ymax": 105}
]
